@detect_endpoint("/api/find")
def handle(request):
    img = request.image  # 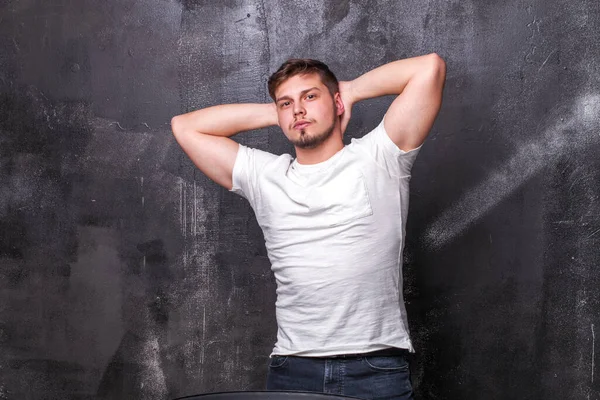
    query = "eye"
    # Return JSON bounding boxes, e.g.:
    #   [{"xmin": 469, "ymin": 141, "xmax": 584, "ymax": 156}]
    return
[
  {"xmin": 279, "ymin": 101, "xmax": 291, "ymax": 108},
  {"xmin": 306, "ymin": 94, "xmax": 316, "ymax": 100}
]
